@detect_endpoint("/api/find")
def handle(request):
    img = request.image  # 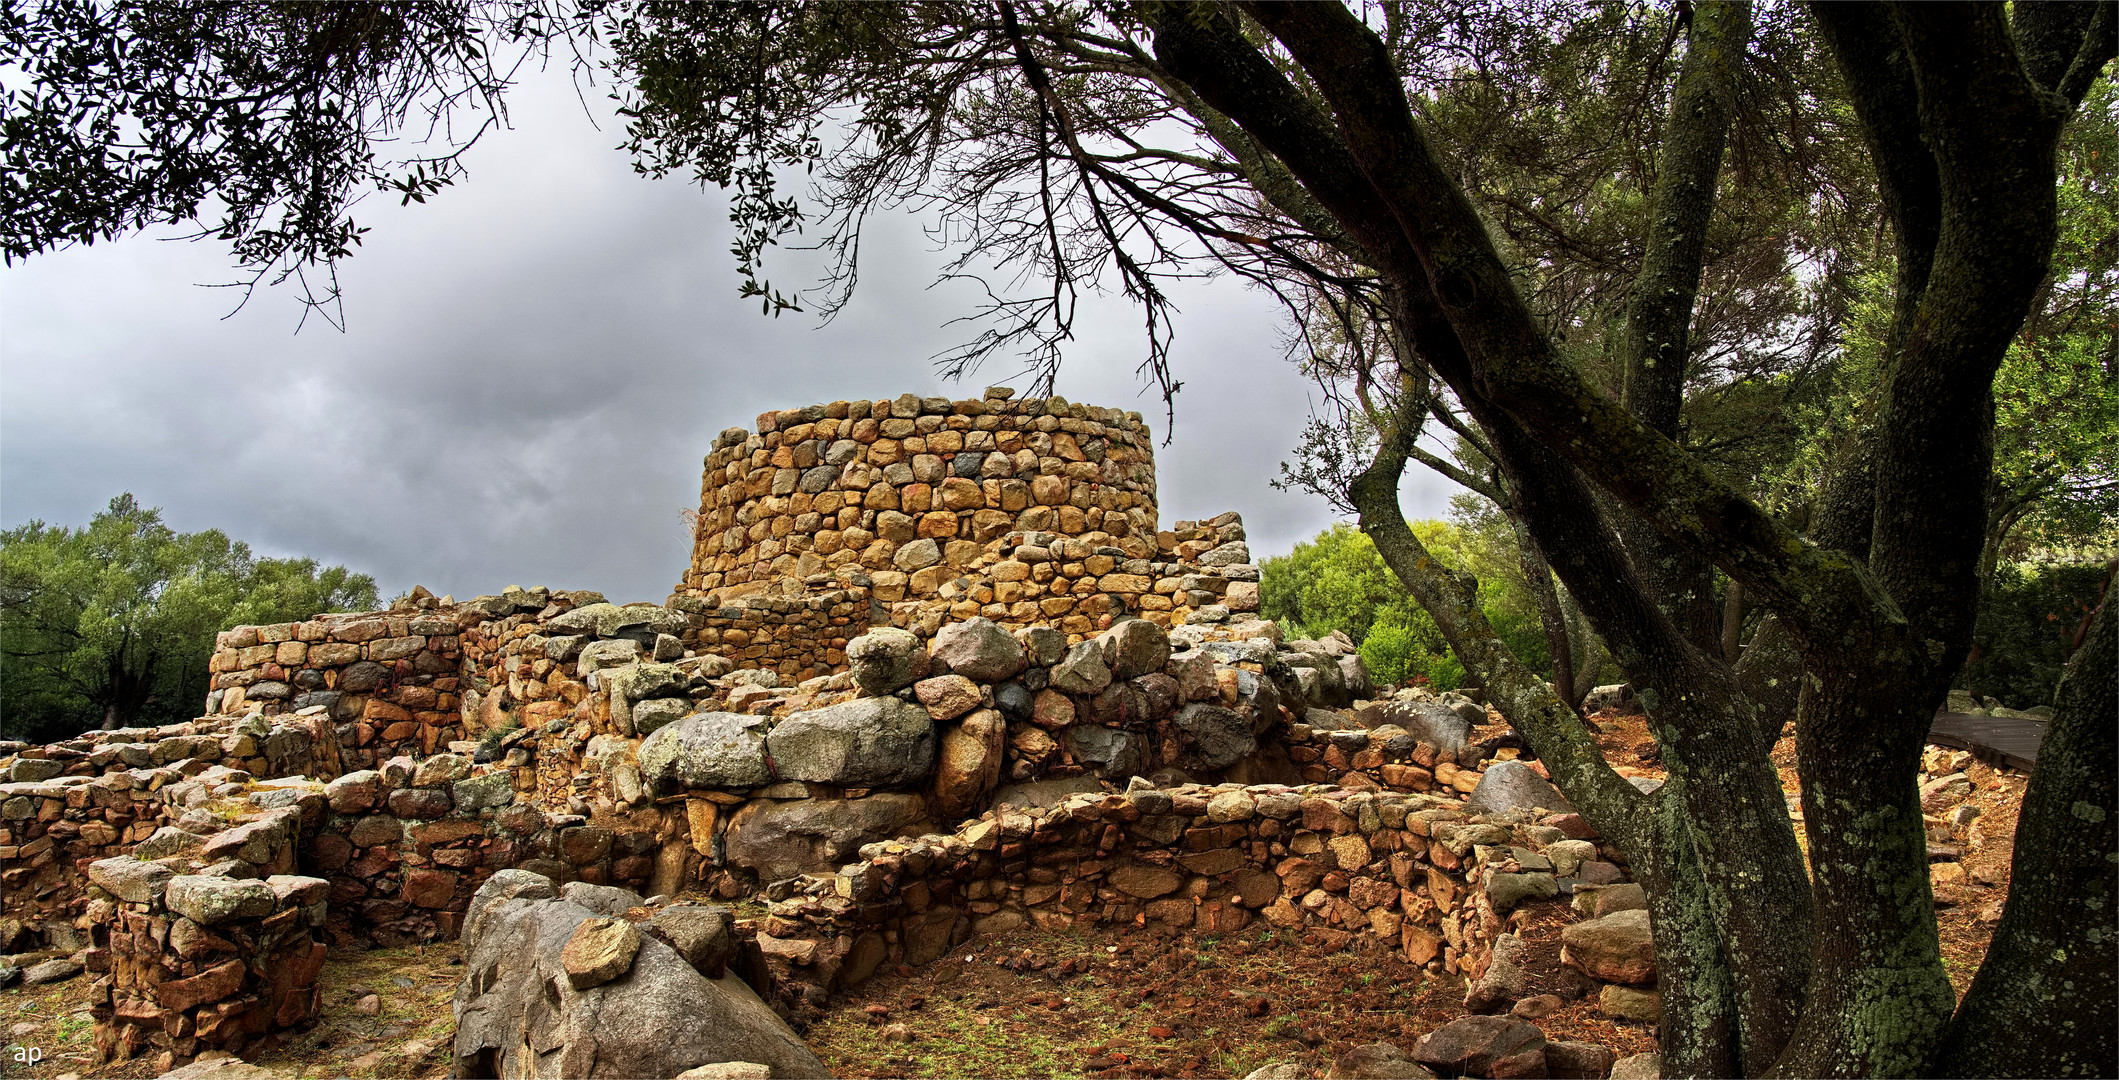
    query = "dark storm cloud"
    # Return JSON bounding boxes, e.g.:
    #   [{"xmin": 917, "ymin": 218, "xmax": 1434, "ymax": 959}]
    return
[{"xmin": 0, "ymin": 67, "xmax": 1463, "ymax": 605}]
